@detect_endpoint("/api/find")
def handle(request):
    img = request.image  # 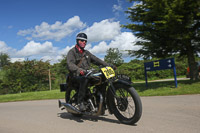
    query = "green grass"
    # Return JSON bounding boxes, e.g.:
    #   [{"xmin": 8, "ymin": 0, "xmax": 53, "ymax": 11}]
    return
[
  {"xmin": 0, "ymin": 89, "xmax": 65, "ymax": 103},
  {"xmin": 134, "ymin": 79, "xmax": 200, "ymax": 96},
  {"xmin": 0, "ymin": 79, "xmax": 199, "ymax": 103}
]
